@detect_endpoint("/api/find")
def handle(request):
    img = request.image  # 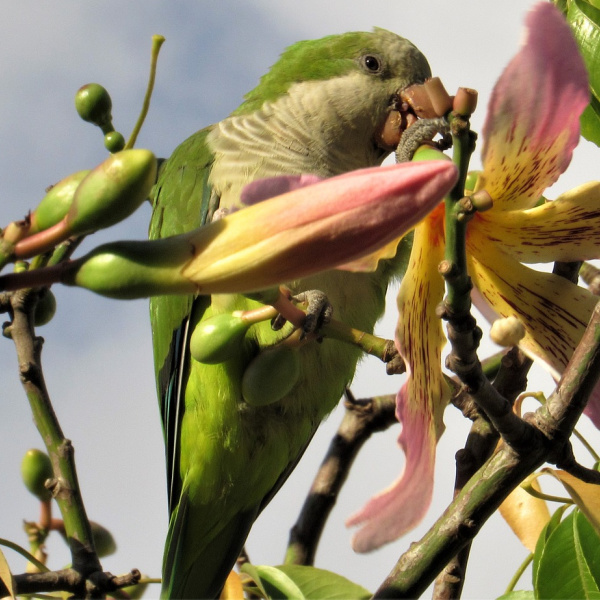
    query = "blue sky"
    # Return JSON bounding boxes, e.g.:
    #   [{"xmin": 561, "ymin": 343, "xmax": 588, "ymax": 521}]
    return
[{"xmin": 0, "ymin": 2, "xmax": 598, "ymax": 598}]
